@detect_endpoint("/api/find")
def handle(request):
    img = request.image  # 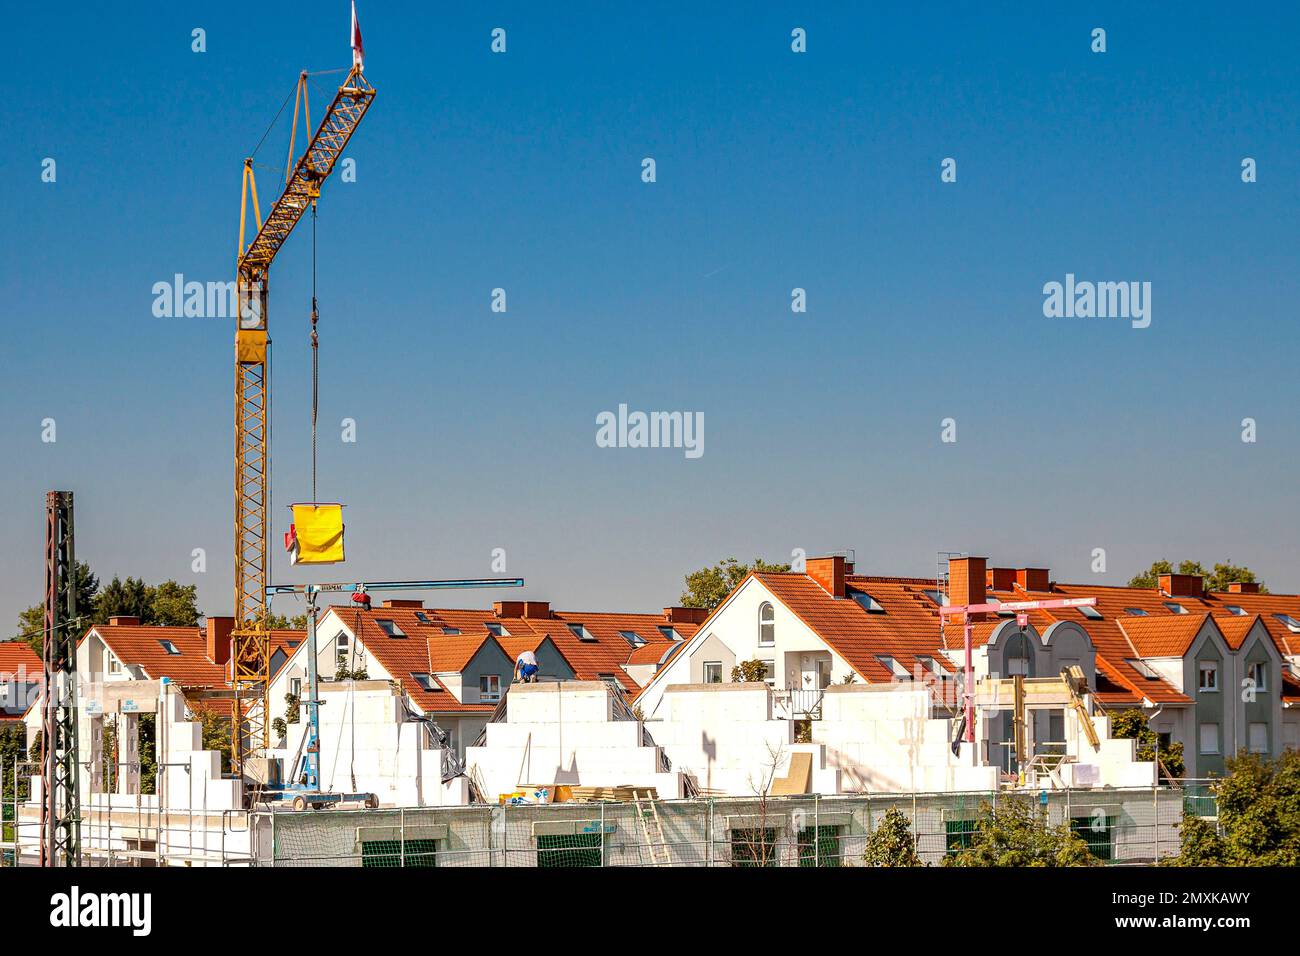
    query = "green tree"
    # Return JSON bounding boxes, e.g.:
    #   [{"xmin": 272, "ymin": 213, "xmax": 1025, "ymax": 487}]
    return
[
  {"xmin": 731, "ymin": 659, "xmax": 769, "ymax": 683},
  {"xmin": 1110, "ymin": 708, "xmax": 1184, "ymax": 780},
  {"xmin": 1127, "ymin": 559, "xmax": 1265, "ymax": 593},
  {"xmin": 681, "ymin": 557, "xmax": 791, "ymax": 610},
  {"xmin": 863, "ymin": 807, "xmax": 923, "ymax": 866},
  {"xmin": 943, "ymin": 799, "xmax": 1097, "ymax": 867},
  {"xmin": 1170, "ymin": 750, "xmax": 1300, "ymax": 866},
  {"xmin": 94, "ymin": 575, "xmax": 154, "ymax": 622},
  {"xmin": 150, "ymin": 581, "xmax": 200, "ymax": 626},
  {"xmin": 190, "ymin": 704, "xmax": 233, "ymax": 774},
  {"xmin": 265, "ymin": 613, "xmax": 308, "ymax": 629},
  {"xmin": 14, "ymin": 561, "xmax": 100, "ymax": 653}
]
